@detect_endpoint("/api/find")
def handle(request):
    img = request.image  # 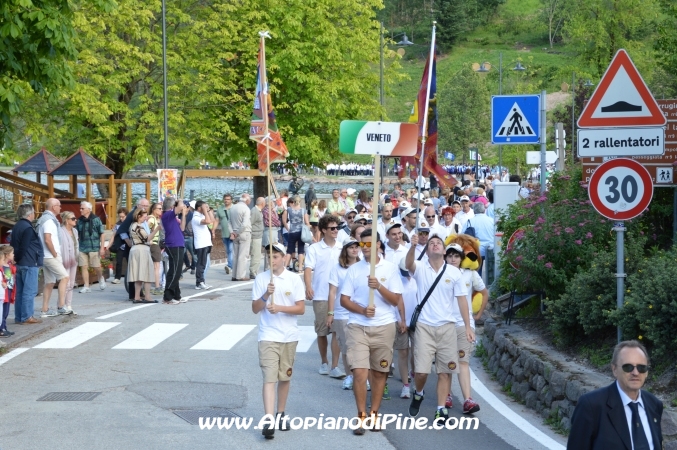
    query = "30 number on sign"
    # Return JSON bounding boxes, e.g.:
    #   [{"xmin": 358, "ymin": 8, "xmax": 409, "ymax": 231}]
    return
[{"xmin": 588, "ymin": 158, "xmax": 653, "ymax": 221}]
